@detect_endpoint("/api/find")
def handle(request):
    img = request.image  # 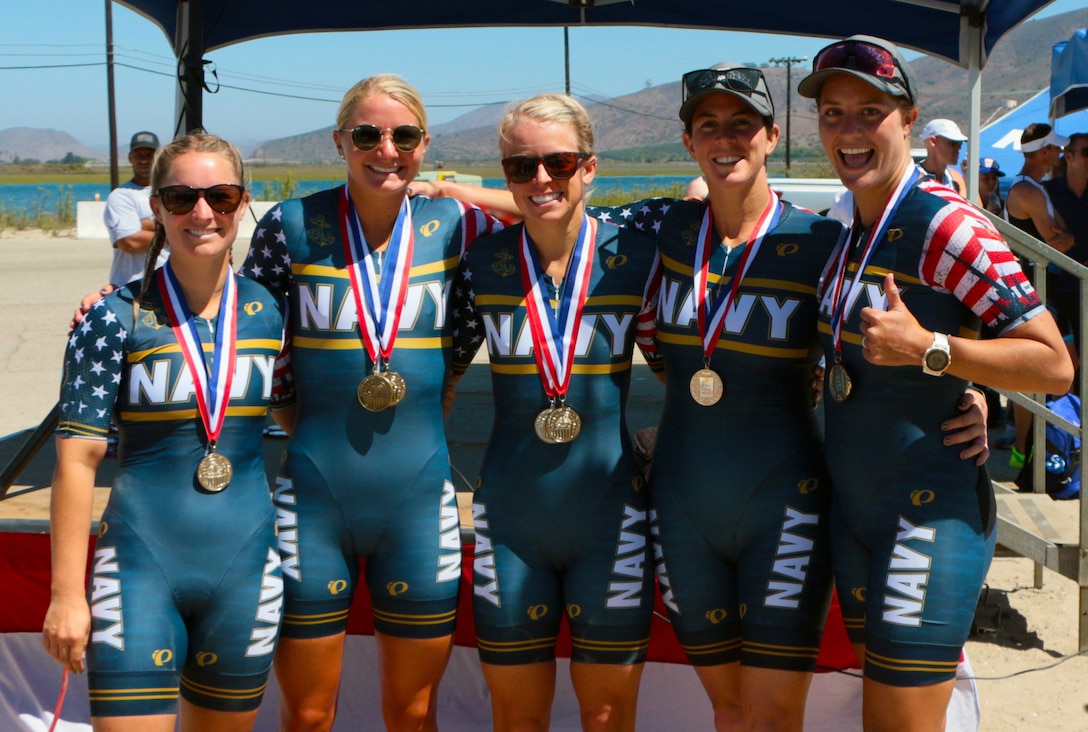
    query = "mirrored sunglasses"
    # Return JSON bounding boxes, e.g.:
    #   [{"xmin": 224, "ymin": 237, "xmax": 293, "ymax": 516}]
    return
[
  {"xmin": 155, "ymin": 184, "xmax": 246, "ymax": 215},
  {"xmin": 340, "ymin": 124, "xmax": 425, "ymax": 152},
  {"xmin": 813, "ymin": 40, "xmax": 911, "ymax": 95},
  {"xmin": 501, "ymin": 152, "xmax": 590, "ymax": 184}
]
